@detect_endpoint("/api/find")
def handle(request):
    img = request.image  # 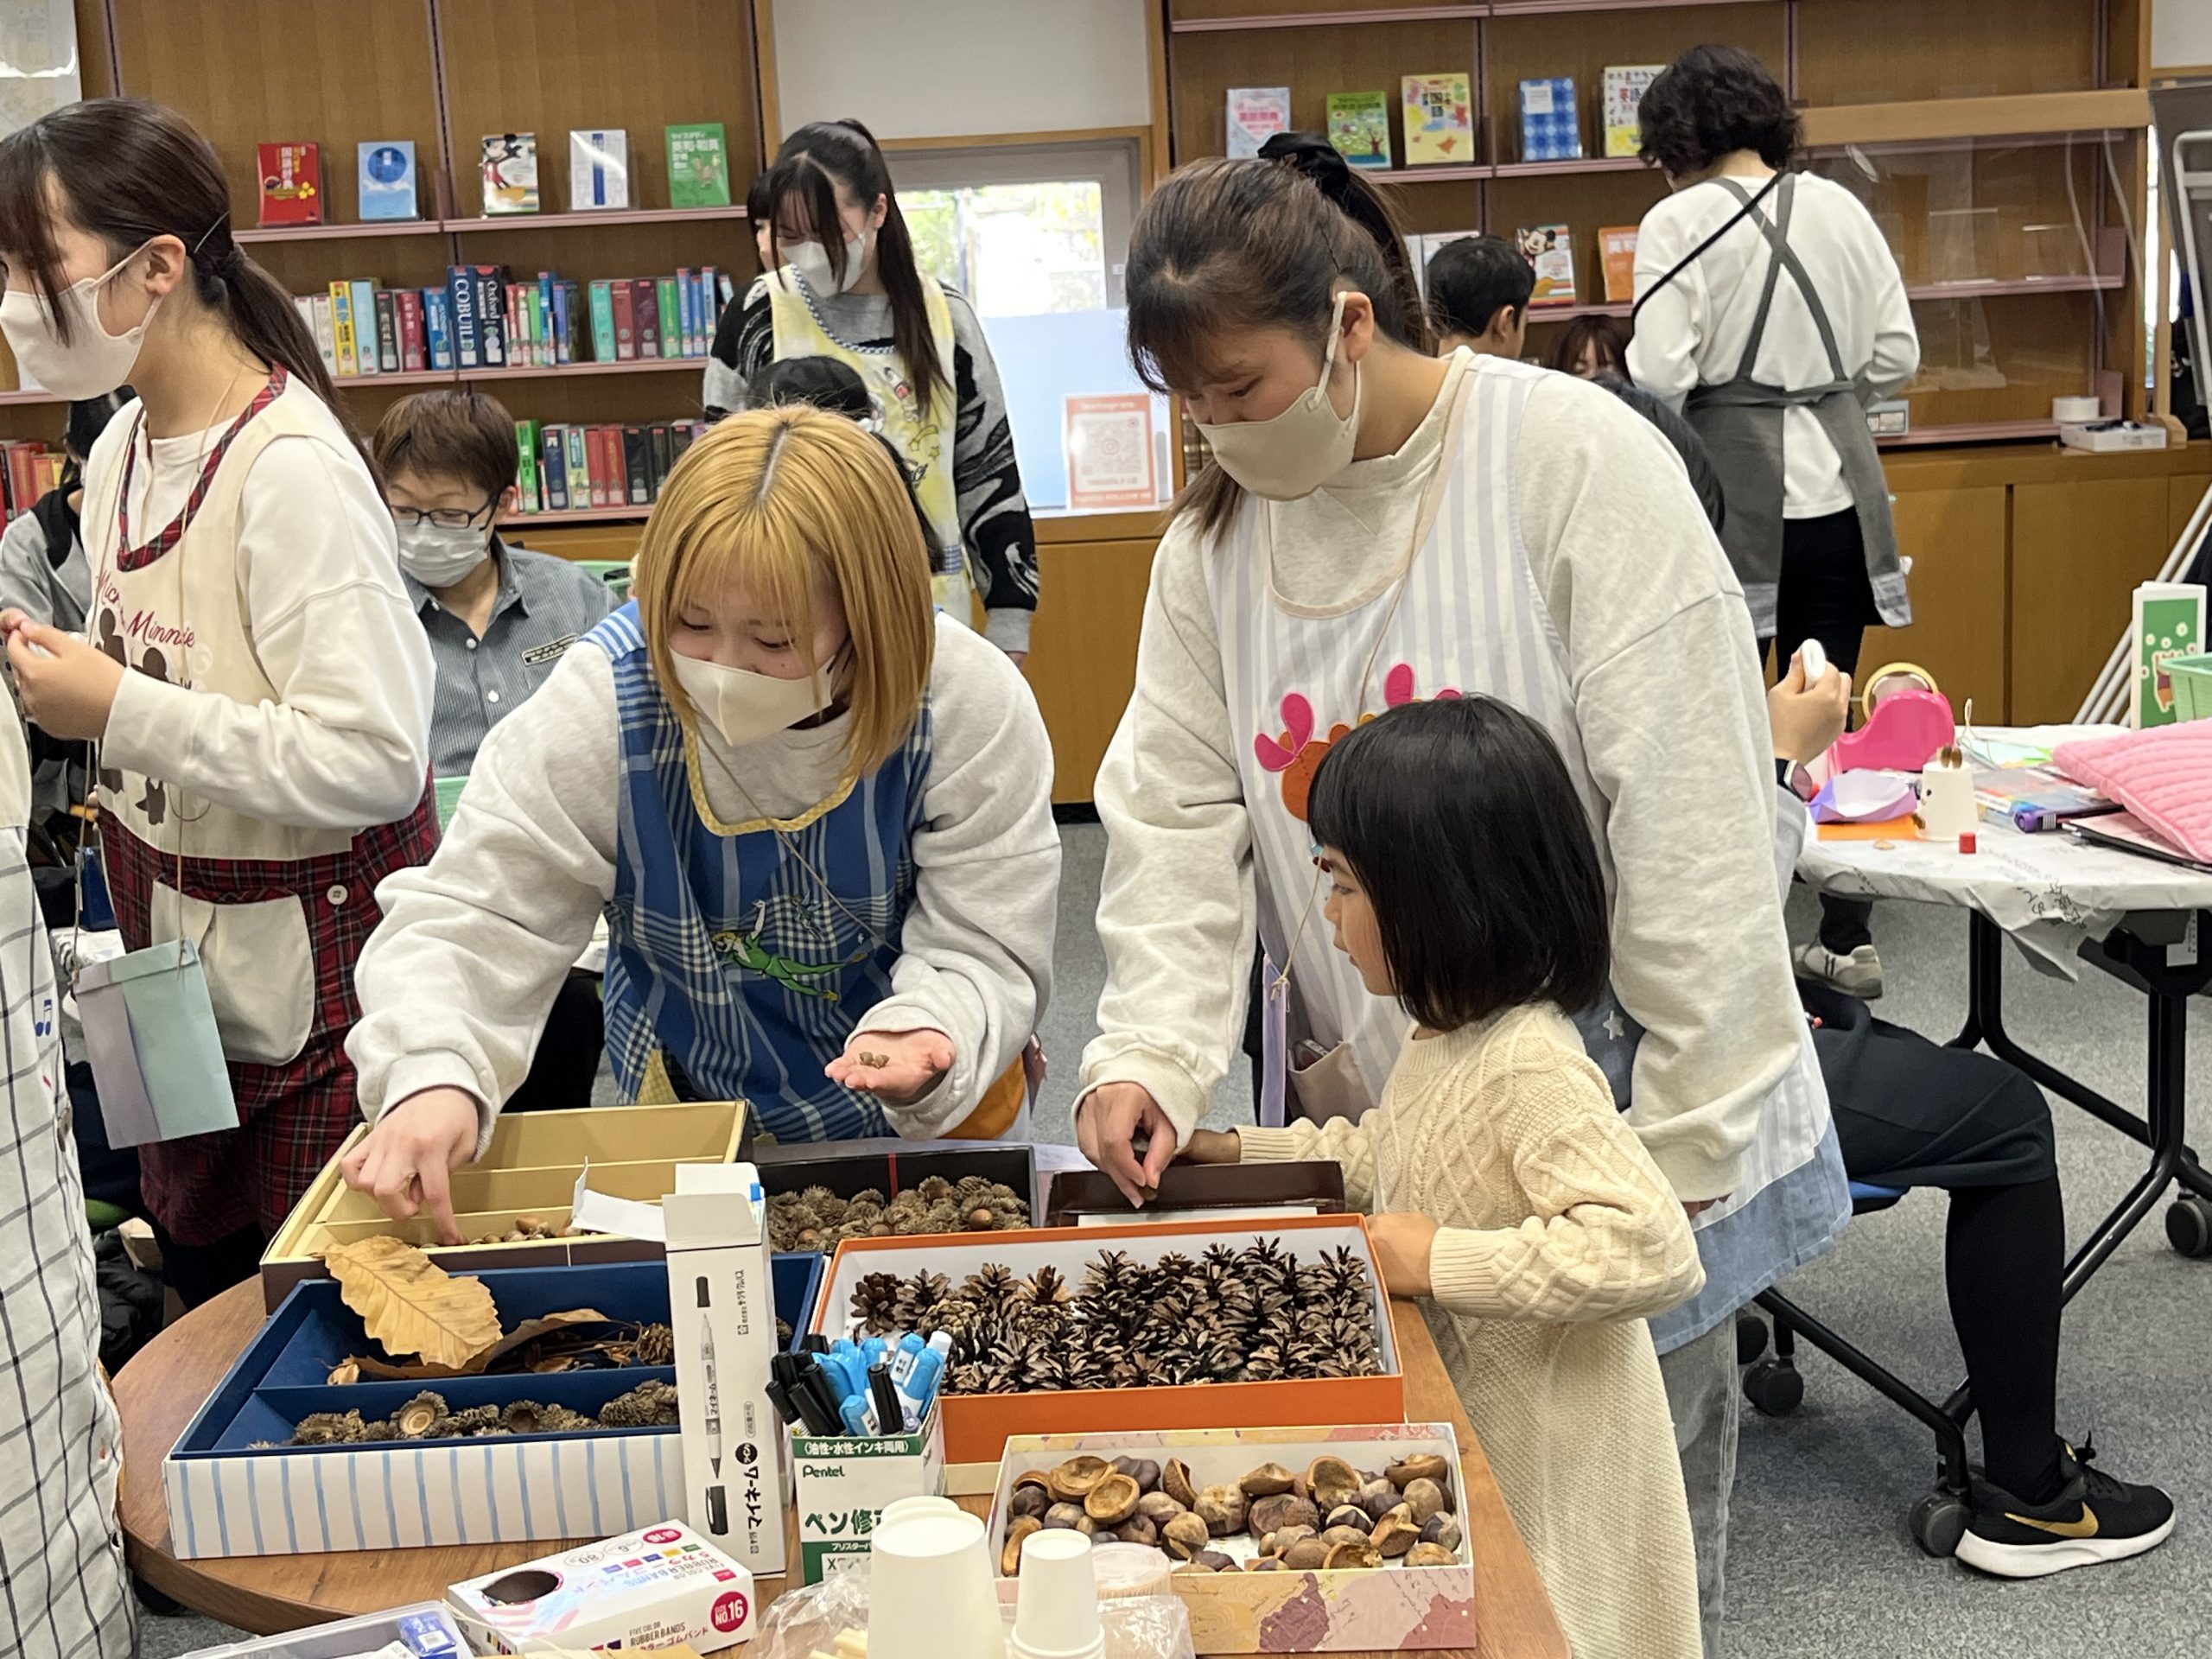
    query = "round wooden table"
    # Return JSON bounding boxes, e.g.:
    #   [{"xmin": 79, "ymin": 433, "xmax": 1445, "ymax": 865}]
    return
[{"xmin": 118, "ymin": 1280, "xmax": 1567, "ymax": 1657}]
